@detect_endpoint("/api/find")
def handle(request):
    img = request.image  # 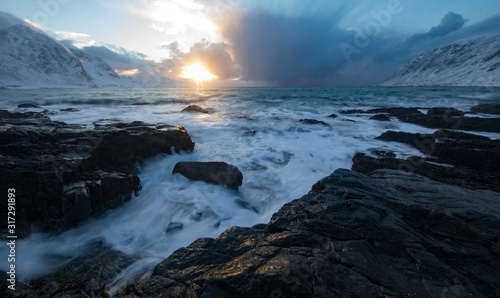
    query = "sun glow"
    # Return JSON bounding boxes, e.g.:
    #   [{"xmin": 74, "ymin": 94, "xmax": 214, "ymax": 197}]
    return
[{"xmin": 181, "ymin": 63, "xmax": 216, "ymax": 83}]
